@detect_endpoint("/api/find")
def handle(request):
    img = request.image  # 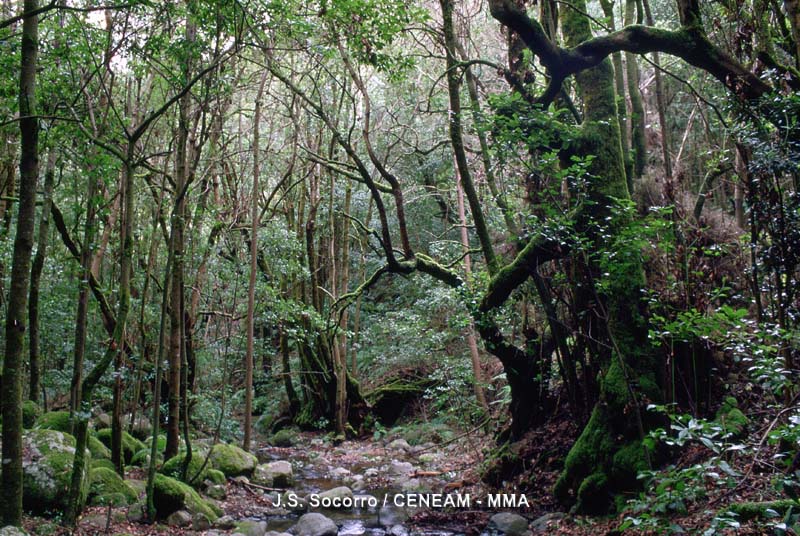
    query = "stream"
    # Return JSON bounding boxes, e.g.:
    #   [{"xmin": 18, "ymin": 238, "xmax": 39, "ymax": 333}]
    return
[{"xmin": 223, "ymin": 435, "xmax": 523, "ymax": 536}]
